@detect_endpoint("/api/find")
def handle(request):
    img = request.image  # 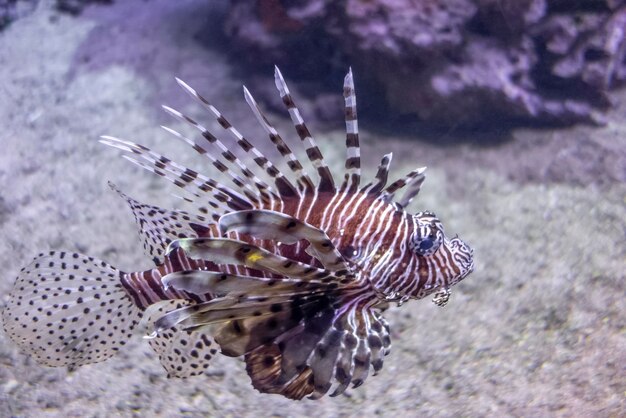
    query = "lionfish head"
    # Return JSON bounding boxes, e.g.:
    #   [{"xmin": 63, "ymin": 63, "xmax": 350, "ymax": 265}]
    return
[{"xmin": 407, "ymin": 211, "xmax": 474, "ymax": 301}]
